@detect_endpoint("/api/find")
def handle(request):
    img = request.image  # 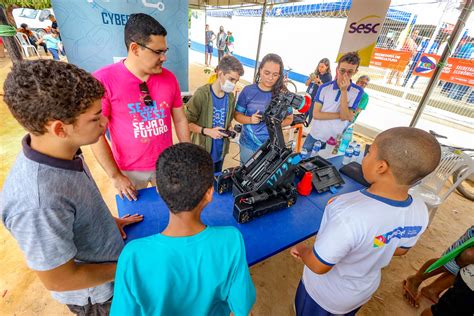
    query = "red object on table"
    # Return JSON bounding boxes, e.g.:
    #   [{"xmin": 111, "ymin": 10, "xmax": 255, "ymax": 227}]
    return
[{"xmin": 297, "ymin": 171, "xmax": 313, "ymax": 196}]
